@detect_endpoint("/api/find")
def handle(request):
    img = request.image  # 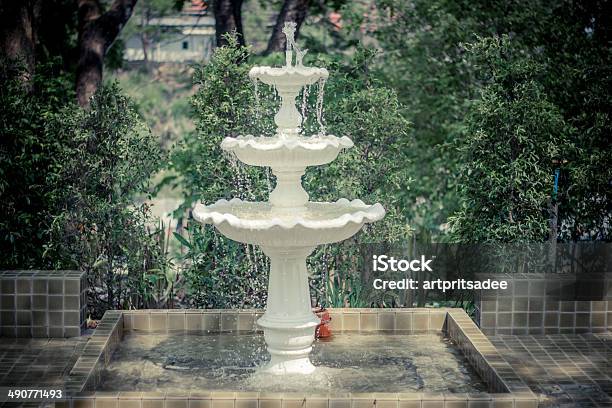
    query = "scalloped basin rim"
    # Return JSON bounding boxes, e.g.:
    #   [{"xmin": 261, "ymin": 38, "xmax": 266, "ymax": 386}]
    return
[
  {"xmin": 249, "ymin": 66, "xmax": 329, "ymax": 77},
  {"xmin": 193, "ymin": 198, "xmax": 385, "ymax": 230},
  {"xmin": 221, "ymin": 135, "xmax": 354, "ymax": 152}
]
